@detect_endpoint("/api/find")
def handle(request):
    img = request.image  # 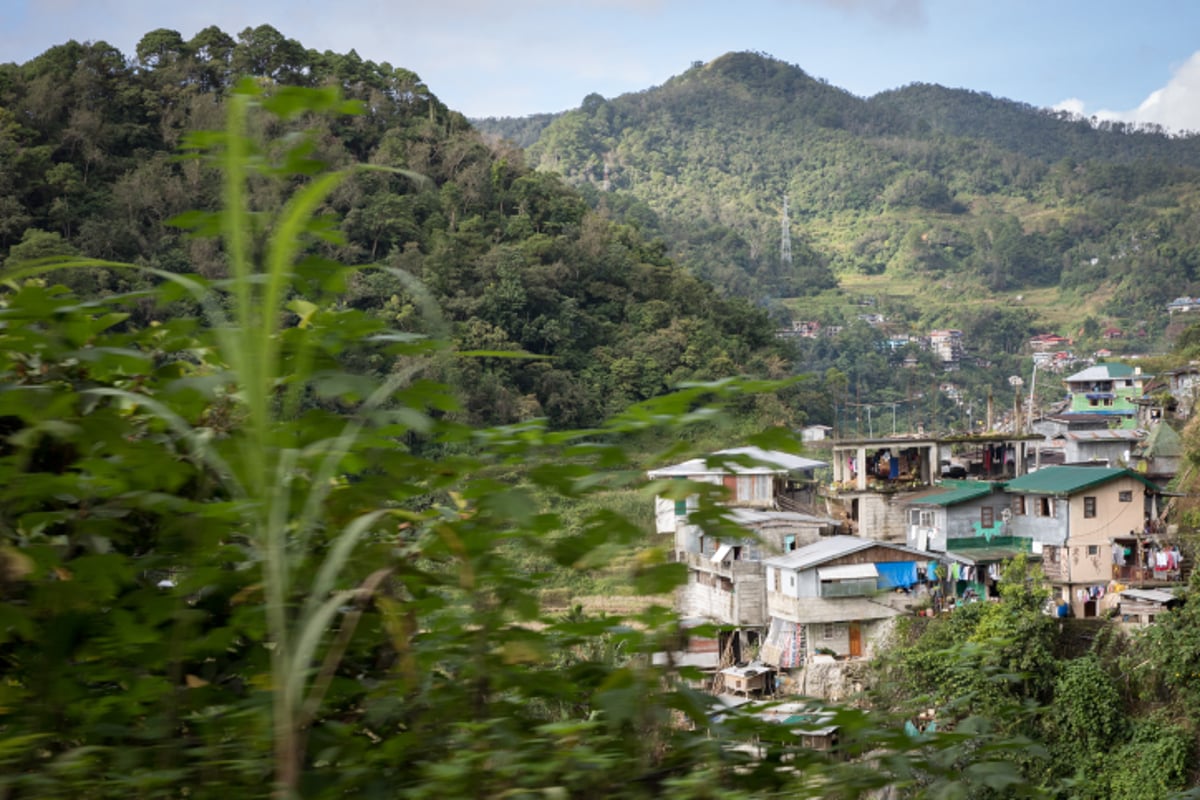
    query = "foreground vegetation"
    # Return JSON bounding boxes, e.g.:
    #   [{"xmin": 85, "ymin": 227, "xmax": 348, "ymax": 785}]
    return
[
  {"xmin": 0, "ymin": 70, "xmax": 1072, "ymax": 800},
  {"xmin": 873, "ymin": 555, "xmax": 1200, "ymax": 799},
  {"xmin": 5, "ymin": 27, "xmax": 1200, "ymax": 800}
]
